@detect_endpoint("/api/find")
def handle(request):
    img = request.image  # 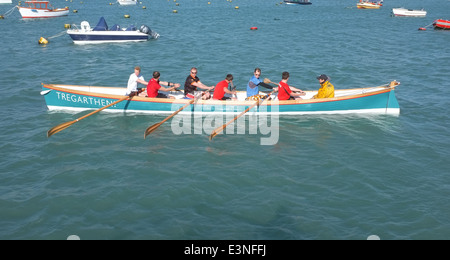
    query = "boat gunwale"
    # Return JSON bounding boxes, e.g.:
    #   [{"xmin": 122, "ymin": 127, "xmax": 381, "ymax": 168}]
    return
[{"xmin": 42, "ymin": 83, "xmax": 396, "ymax": 107}]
